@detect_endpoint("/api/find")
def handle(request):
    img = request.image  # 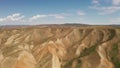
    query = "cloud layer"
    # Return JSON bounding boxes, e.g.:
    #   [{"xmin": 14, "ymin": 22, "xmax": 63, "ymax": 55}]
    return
[
  {"xmin": 0, "ymin": 11, "xmax": 86, "ymax": 24},
  {"xmin": 112, "ymin": 0, "xmax": 120, "ymax": 5},
  {"xmin": 0, "ymin": 13, "xmax": 67, "ymax": 23},
  {"xmin": 0, "ymin": 13, "xmax": 25, "ymax": 22},
  {"xmin": 77, "ymin": 11, "xmax": 86, "ymax": 16},
  {"xmin": 91, "ymin": 0, "xmax": 120, "ymax": 15},
  {"xmin": 0, "ymin": 0, "xmax": 120, "ymax": 25}
]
